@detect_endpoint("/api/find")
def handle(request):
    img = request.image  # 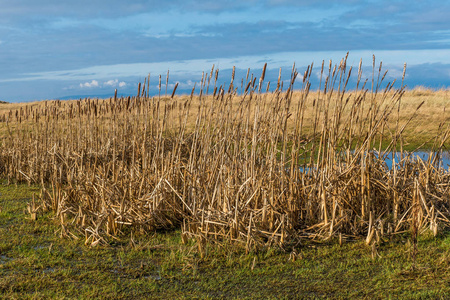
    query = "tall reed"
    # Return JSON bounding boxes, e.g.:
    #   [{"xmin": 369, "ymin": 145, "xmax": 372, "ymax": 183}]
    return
[{"xmin": 0, "ymin": 55, "xmax": 449, "ymax": 251}]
